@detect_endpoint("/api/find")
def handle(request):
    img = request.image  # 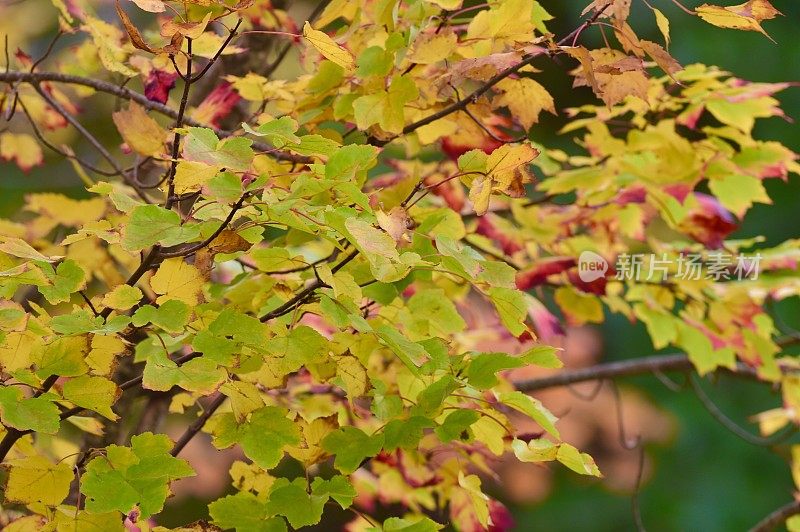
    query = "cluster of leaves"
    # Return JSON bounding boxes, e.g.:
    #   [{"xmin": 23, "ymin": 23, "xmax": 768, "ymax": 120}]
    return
[{"xmin": 0, "ymin": 0, "xmax": 798, "ymax": 530}]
